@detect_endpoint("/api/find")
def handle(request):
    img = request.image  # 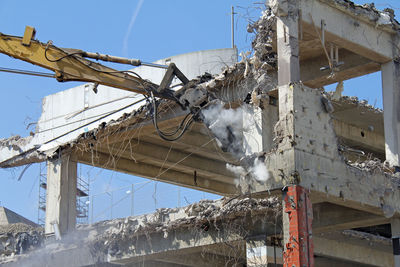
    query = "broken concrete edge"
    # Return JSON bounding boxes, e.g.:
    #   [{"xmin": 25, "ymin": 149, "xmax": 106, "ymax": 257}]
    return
[
  {"xmin": 270, "ymin": 0, "xmax": 400, "ymax": 30},
  {"xmin": 0, "ymin": 135, "xmax": 44, "ymax": 167},
  {"xmin": 326, "ymin": 92, "xmax": 383, "ymax": 114},
  {"xmin": 320, "ymin": 0, "xmax": 400, "ymax": 32},
  {"xmin": 0, "ymin": 223, "xmax": 43, "ymax": 235},
  {"xmin": 341, "ymin": 229, "xmax": 391, "ymax": 246},
  {"xmin": 0, "ymin": 197, "xmax": 280, "ymax": 263},
  {"xmin": 0, "ymin": 196, "xmax": 392, "ymax": 265},
  {"xmin": 91, "ymin": 197, "xmax": 280, "ymax": 241}
]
